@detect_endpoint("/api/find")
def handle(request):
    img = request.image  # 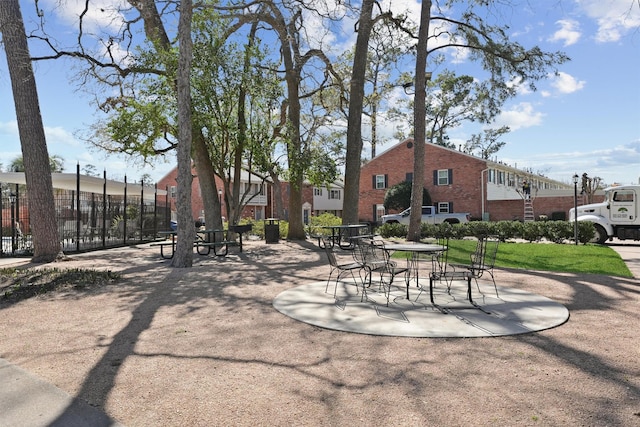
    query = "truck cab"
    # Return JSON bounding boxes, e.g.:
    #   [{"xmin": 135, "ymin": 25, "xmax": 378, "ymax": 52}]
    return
[{"xmin": 570, "ymin": 185, "xmax": 640, "ymax": 244}]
